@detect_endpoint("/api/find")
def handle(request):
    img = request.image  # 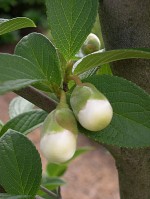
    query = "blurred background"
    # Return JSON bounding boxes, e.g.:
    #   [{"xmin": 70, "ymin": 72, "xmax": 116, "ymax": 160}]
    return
[
  {"xmin": 0, "ymin": 0, "xmax": 47, "ymax": 45},
  {"xmin": 0, "ymin": 1, "xmax": 119, "ymax": 198}
]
